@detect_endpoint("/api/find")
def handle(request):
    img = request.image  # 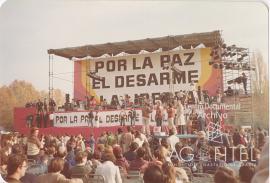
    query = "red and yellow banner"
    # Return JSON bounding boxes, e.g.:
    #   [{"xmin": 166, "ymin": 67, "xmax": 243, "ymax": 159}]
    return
[{"xmin": 74, "ymin": 48, "xmax": 222, "ymax": 103}]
